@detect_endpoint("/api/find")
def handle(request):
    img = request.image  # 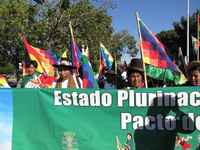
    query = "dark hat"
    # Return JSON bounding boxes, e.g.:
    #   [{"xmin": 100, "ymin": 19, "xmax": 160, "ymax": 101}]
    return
[
  {"xmin": 187, "ymin": 61, "xmax": 200, "ymax": 72},
  {"xmin": 127, "ymin": 59, "xmax": 144, "ymax": 73},
  {"xmin": 53, "ymin": 59, "xmax": 76, "ymax": 70}
]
